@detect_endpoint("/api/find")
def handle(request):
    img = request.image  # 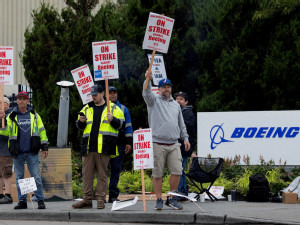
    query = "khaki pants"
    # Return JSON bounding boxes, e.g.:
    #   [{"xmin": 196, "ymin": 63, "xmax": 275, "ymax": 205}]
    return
[{"xmin": 82, "ymin": 152, "xmax": 110, "ymax": 202}]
